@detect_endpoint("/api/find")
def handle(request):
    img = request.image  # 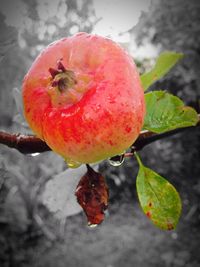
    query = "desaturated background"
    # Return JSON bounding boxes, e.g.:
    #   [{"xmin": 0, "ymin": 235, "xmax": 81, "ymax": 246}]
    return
[{"xmin": 0, "ymin": 1, "xmax": 200, "ymax": 267}]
